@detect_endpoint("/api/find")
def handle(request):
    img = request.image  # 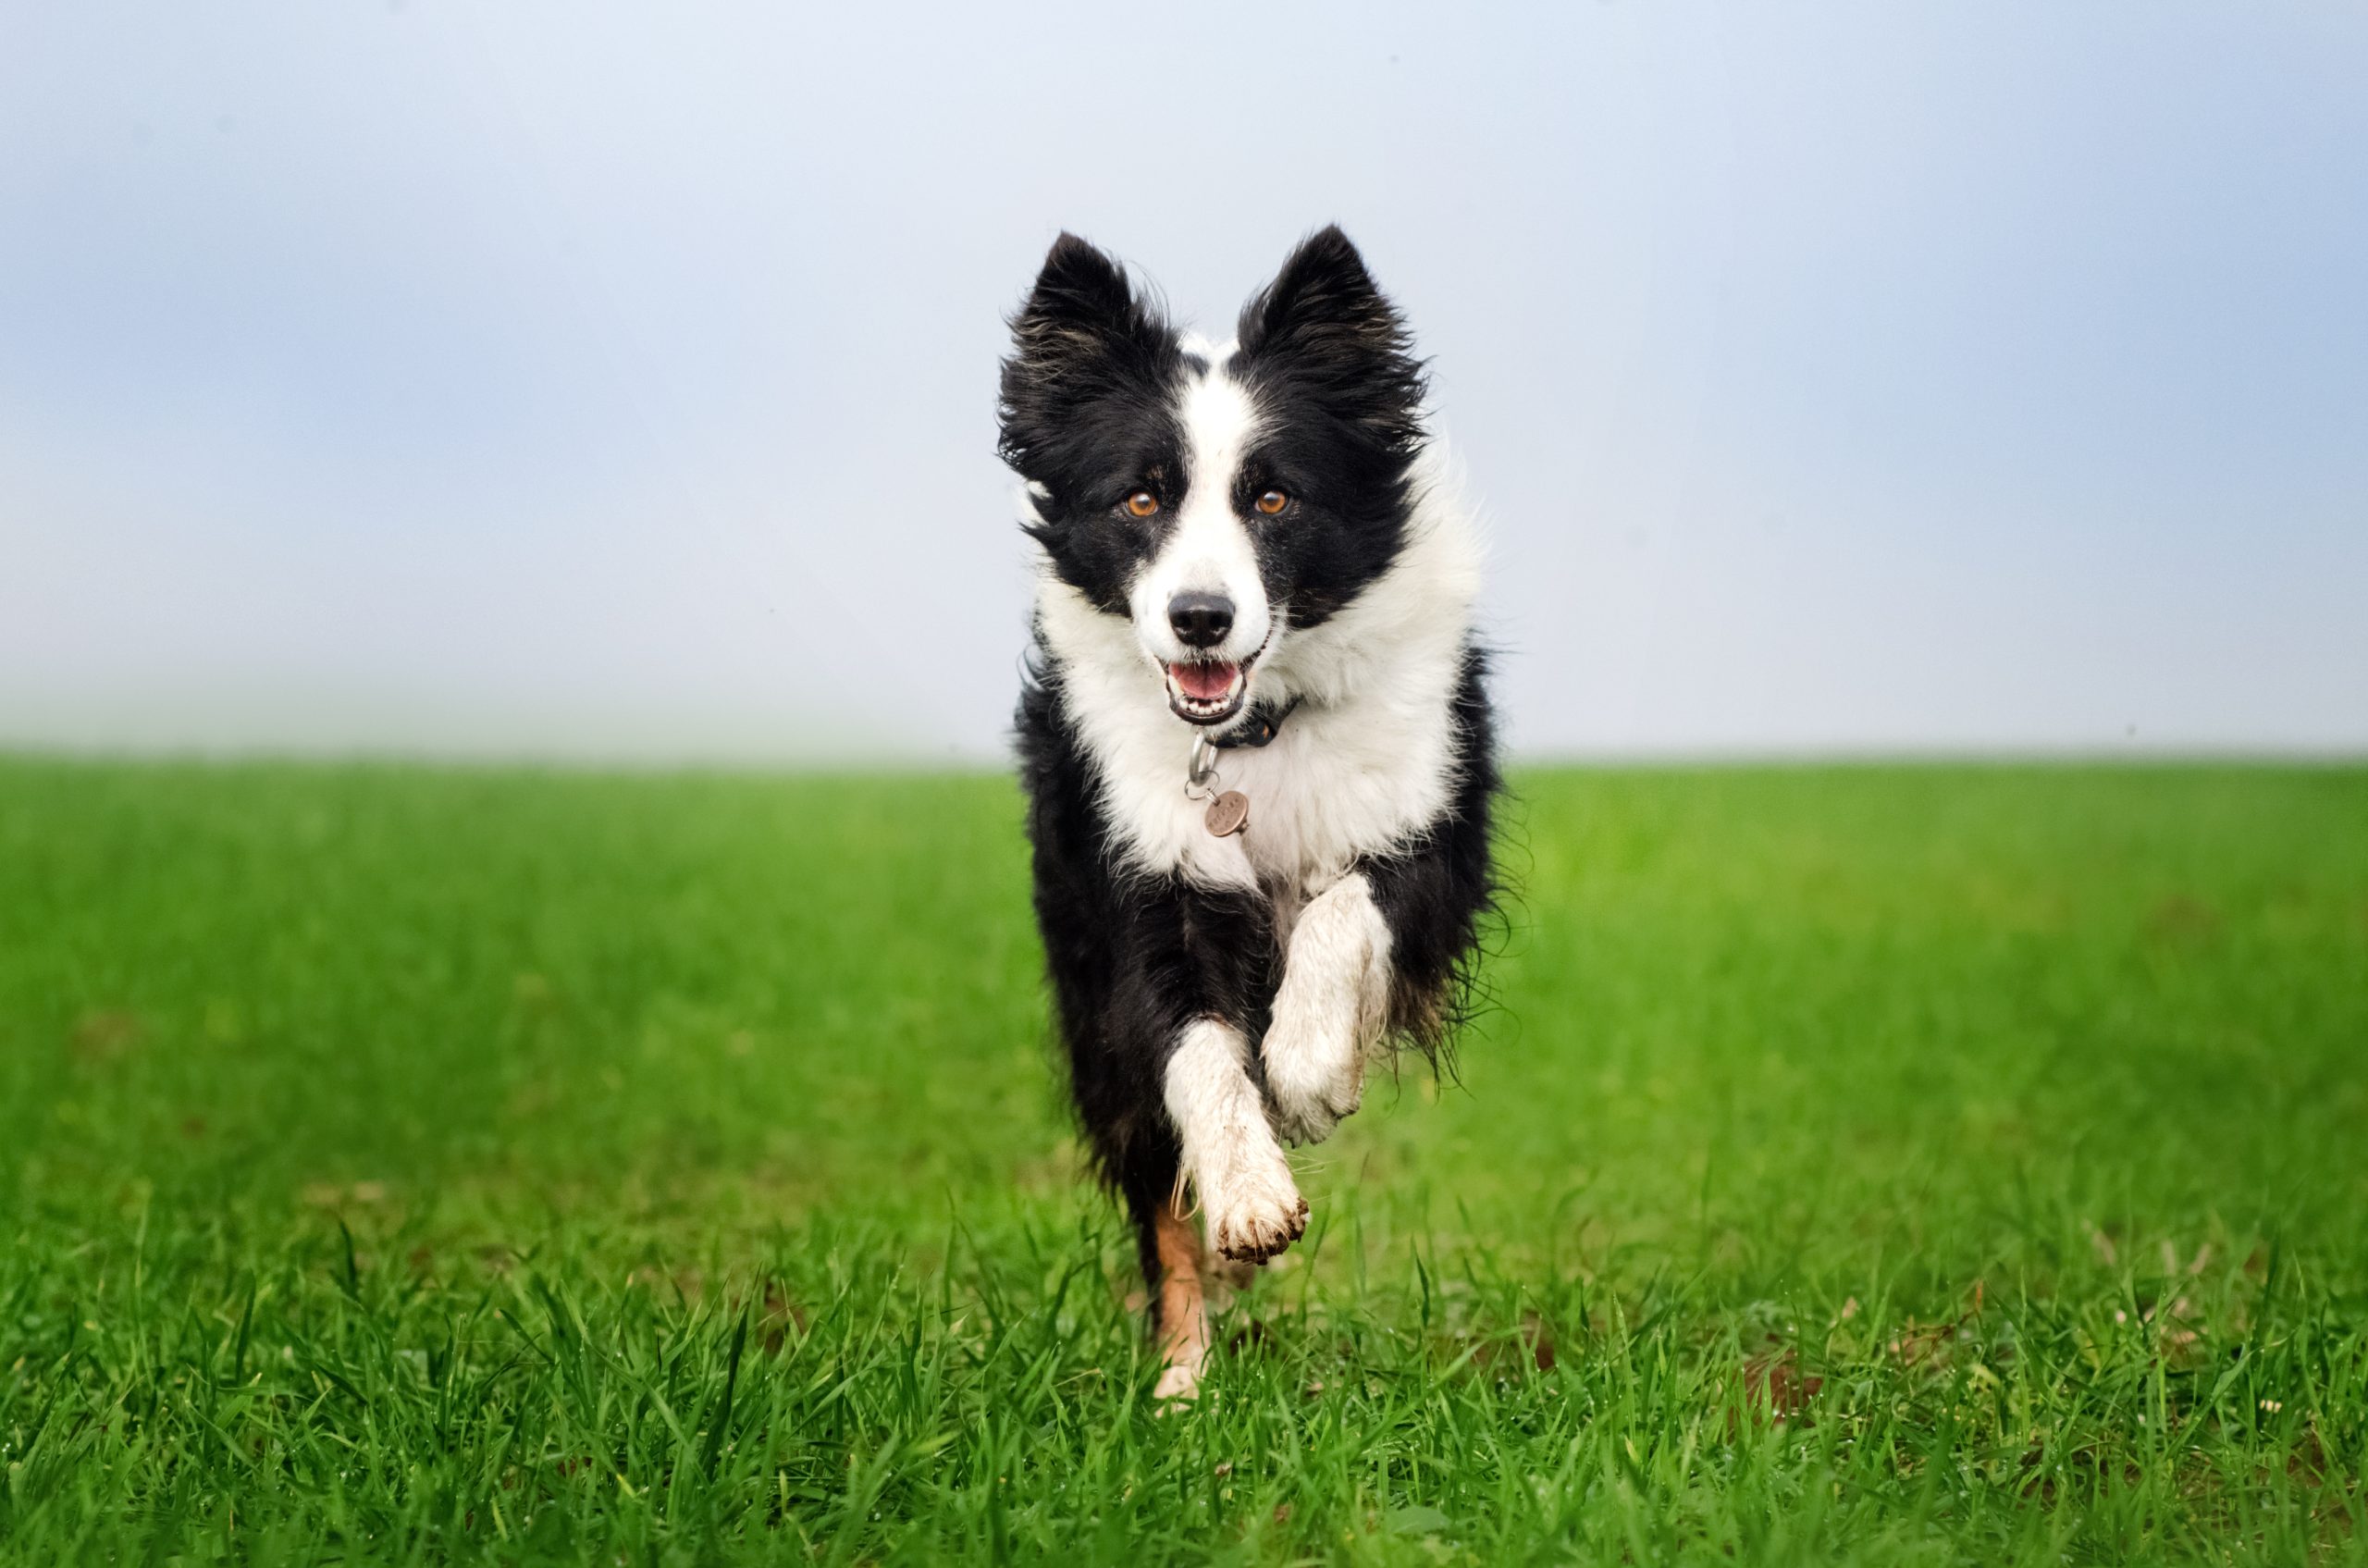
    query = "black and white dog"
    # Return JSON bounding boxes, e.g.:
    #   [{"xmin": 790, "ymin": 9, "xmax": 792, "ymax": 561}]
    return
[{"xmin": 1001, "ymin": 228, "xmax": 1498, "ymax": 1400}]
